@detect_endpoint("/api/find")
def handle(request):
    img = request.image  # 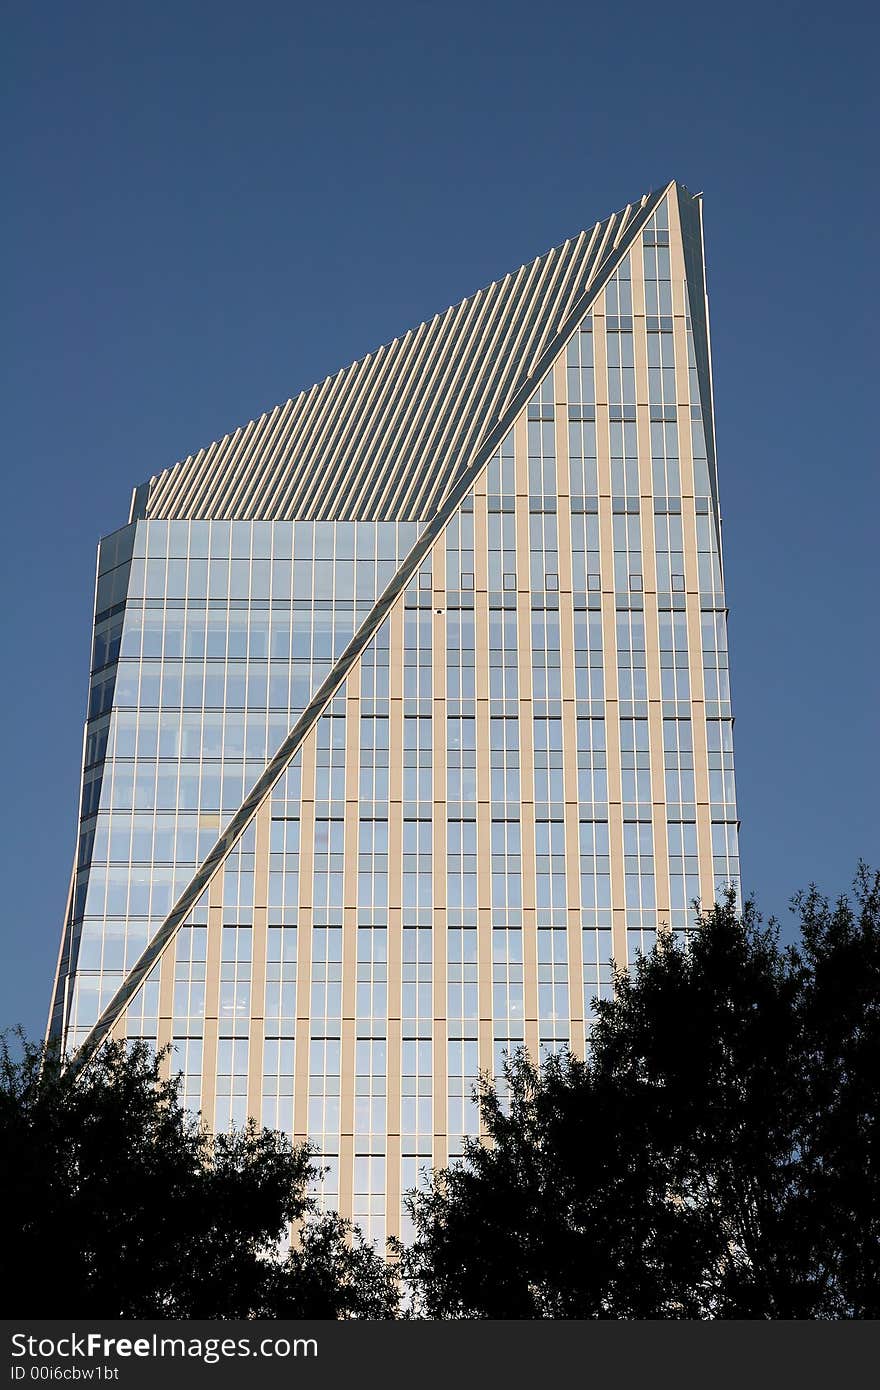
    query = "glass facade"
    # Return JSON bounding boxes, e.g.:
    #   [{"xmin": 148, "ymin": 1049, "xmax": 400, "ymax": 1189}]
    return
[
  {"xmin": 51, "ymin": 183, "xmax": 739, "ymax": 1244},
  {"xmin": 51, "ymin": 522, "xmax": 420, "ymax": 1049}
]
